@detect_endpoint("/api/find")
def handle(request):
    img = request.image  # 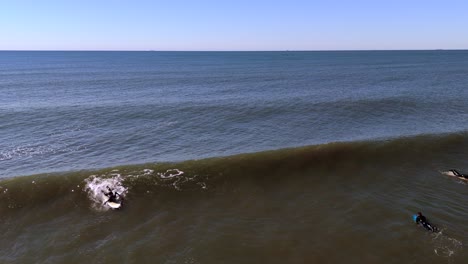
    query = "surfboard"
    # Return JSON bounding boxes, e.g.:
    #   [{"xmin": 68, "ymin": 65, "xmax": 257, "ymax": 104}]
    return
[
  {"xmin": 107, "ymin": 201, "xmax": 121, "ymax": 209},
  {"xmin": 442, "ymin": 170, "xmax": 468, "ymax": 181}
]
